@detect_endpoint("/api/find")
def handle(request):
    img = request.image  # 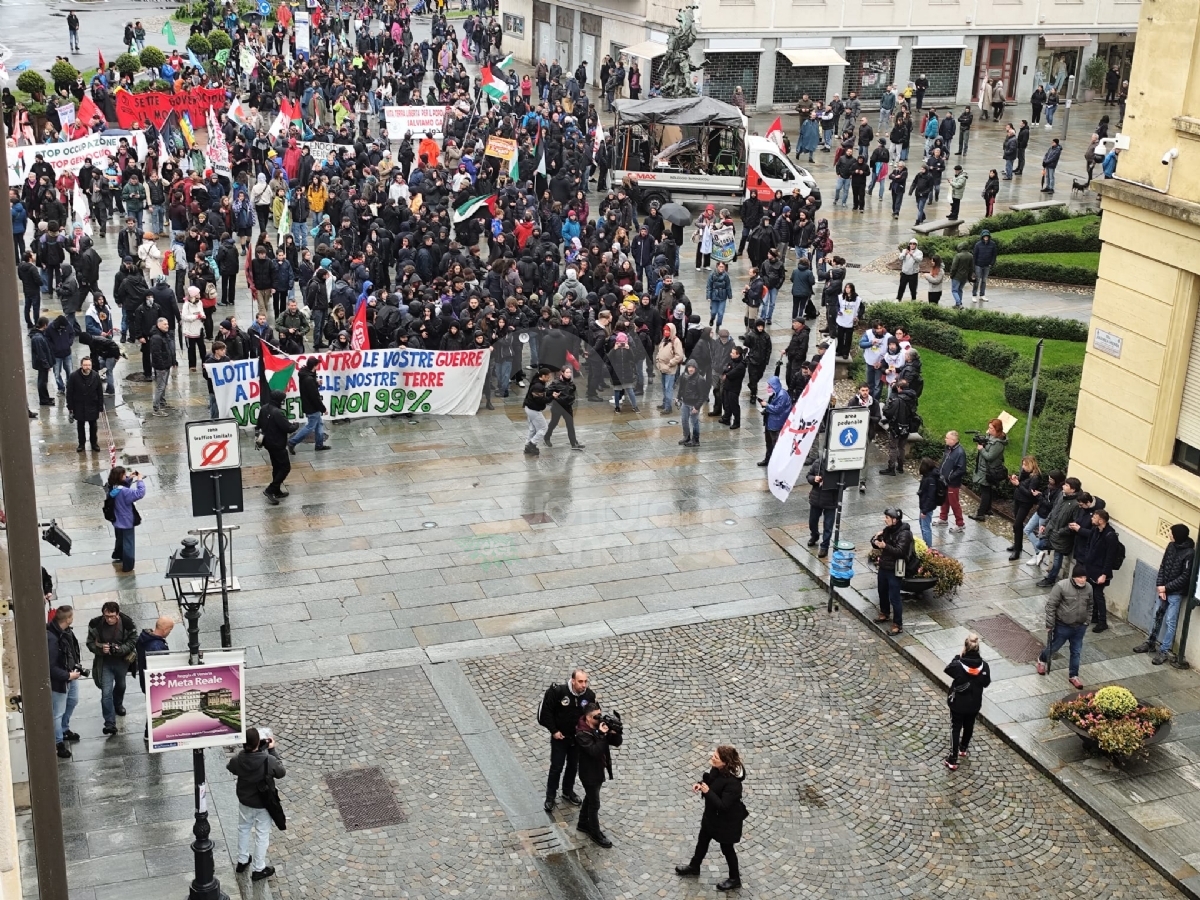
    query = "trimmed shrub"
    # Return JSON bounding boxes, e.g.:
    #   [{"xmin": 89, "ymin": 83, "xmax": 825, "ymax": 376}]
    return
[
  {"xmin": 50, "ymin": 60, "xmax": 79, "ymax": 86},
  {"xmin": 187, "ymin": 34, "xmax": 212, "ymax": 57},
  {"xmin": 966, "ymin": 341, "xmax": 1020, "ymax": 378},
  {"xmin": 968, "ymin": 210, "xmax": 1038, "ymax": 235},
  {"xmin": 908, "ymin": 319, "xmax": 967, "ymax": 359},
  {"xmin": 15, "ymin": 70, "xmax": 46, "ymax": 98},
  {"xmin": 131, "ymin": 80, "xmax": 154, "ymax": 94},
  {"xmin": 140, "ymin": 46, "xmax": 167, "ymax": 70},
  {"xmin": 919, "ymin": 305, "xmax": 1088, "ymax": 341},
  {"xmin": 991, "ymin": 256, "xmax": 1097, "ymax": 286},
  {"xmin": 208, "ymin": 30, "xmax": 233, "ymax": 51},
  {"xmin": 114, "ymin": 52, "xmax": 142, "ymax": 77},
  {"xmin": 1030, "ymin": 404, "xmax": 1075, "ymax": 475},
  {"xmin": 150, "ymin": 79, "xmax": 175, "ymax": 93}
]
